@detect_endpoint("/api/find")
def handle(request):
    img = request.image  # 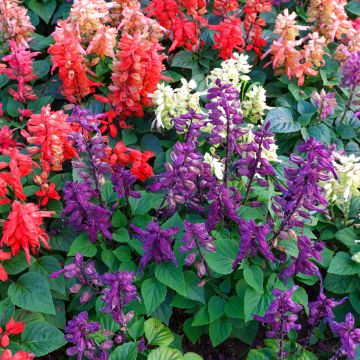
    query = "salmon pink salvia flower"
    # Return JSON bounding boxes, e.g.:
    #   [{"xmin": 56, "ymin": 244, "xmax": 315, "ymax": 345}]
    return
[{"xmin": 1, "ymin": 201, "xmax": 54, "ymax": 264}]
